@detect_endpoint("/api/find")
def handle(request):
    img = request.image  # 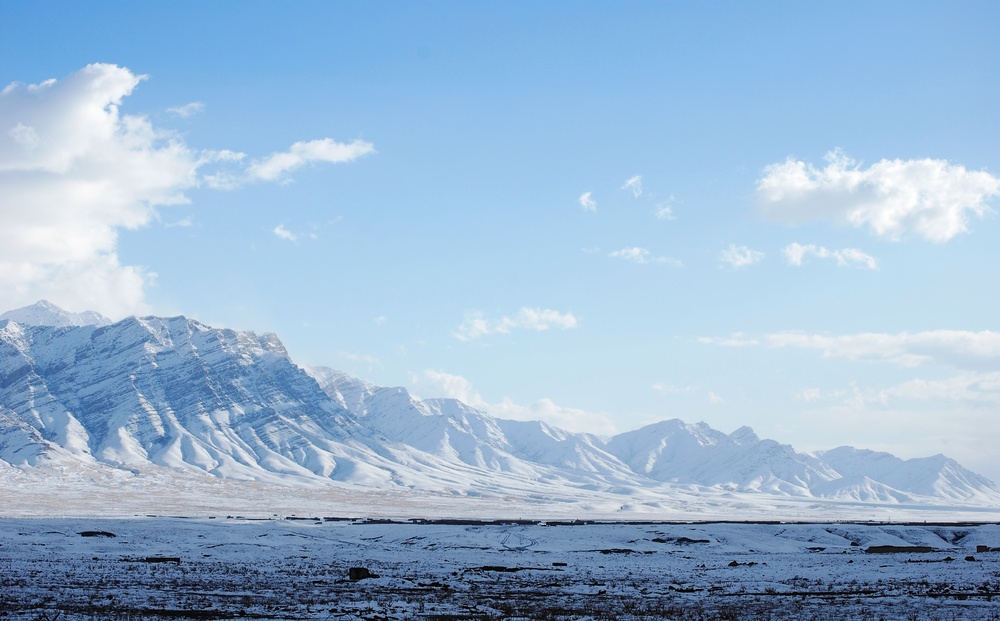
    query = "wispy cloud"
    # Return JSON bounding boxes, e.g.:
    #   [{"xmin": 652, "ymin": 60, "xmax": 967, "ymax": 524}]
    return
[
  {"xmin": 273, "ymin": 224, "xmax": 297, "ymax": 242},
  {"xmin": 782, "ymin": 242, "xmax": 877, "ymax": 269},
  {"xmin": 164, "ymin": 217, "xmax": 193, "ymax": 228},
  {"xmin": 652, "ymin": 382, "xmax": 726, "ymax": 406},
  {"xmin": 166, "ymin": 101, "xmax": 205, "ymax": 118},
  {"xmin": 757, "ymin": 149, "xmax": 1000, "ymax": 242},
  {"xmin": 654, "ymin": 200, "xmax": 676, "ymax": 220},
  {"xmin": 719, "ymin": 244, "xmax": 764, "ymax": 269},
  {"xmin": 578, "ymin": 191, "xmax": 596, "ymax": 212},
  {"xmin": 421, "ymin": 370, "xmax": 618, "ymax": 435},
  {"xmin": 336, "ymin": 351, "xmax": 380, "ymax": 366},
  {"xmin": 795, "ymin": 373, "xmax": 1000, "ymax": 410},
  {"xmin": 245, "ymin": 138, "xmax": 375, "ymax": 183},
  {"xmin": 454, "ymin": 307, "xmax": 579, "ymax": 341},
  {"xmin": 652, "ymin": 382, "xmax": 699, "ymax": 395},
  {"xmin": 701, "ymin": 329, "xmax": 1000, "ymax": 372},
  {"xmin": 609, "ymin": 247, "xmax": 681, "ymax": 266},
  {"xmin": 621, "ymin": 175, "xmax": 643, "ymax": 198},
  {"xmin": 765, "ymin": 330, "xmax": 1000, "ymax": 371},
  {"xmin": 697, "ymin": 334, "xmax": 760, "ymax": 347}
]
